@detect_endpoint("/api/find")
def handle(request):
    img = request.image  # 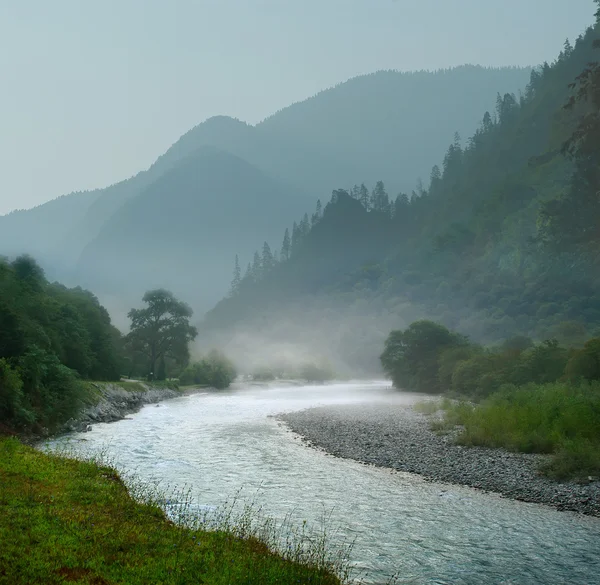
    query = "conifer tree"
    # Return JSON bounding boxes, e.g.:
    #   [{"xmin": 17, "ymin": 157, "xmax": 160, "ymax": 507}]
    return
[
  {"xmin": 300, "ymin": 213, "xmax": 310, "ymax": 236},
  {"xmin": 251, "ymin": 251, "xmax": 262, "ymax": 281},
  {"xmin": 281, "ymin": 228, "xmax": 291, "ymax": 261},
  {"xmin": 429, "ymin": 165, "xmax": 442, "ymax": 192},
  {"xmin": 230, "ymin": 254, "xmax": 241, "ymax": 296},
  {"xmin": 316, "ymin": 199, "xmax": 322, "ymax": 219},
  {"xmin": 371, "ymin": 181, "xmax": 390, "ymax": 213},
  {"xmin": 394, "ymin": 193, "xmax": 410, "ymax": 221},
  {"xmin": 291, "ymin": 221, "xmax": 300, "ymax": 255},
  {"xmin": 359, "ymin": 183, "xmax": 370, "ymax": 210},
  {"xmin": 262, "ymin": 242, "xmax": 274, "ymax": 273},
  {"xmin": 482, "ymin": 111, "xmax": 493, "ymax": 131}
]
